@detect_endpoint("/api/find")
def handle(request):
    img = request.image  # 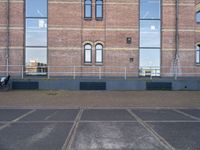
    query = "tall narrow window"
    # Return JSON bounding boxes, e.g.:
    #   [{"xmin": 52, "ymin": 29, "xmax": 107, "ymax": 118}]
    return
[
  {"xmin": 85, "ymin": 0, "xmax": 92, "ymax": 19},
  {"xmin": 196, "ymin": 45, "xmax": 200, "ymax": 64},
  {"xmin": 139, "ymin": 0, "xmax": 161, "ymax": 77},
  {"xmin": 25, "ymin": 0, "xmax": 48, "ymax": 75},
  {"xmin": 196, "ymin": 11, "xmax": 200, "ymax": 23},
  {"xmin": 84, "ymin": 44, "xmax": 92, "ymax": 63},
  {"xmin": 96, "ymin": 0, "xmax": 103, "ymax": 20},
  {"xmin": 95, "ymin": 44, "xmax": 103, "ymax": 63}
]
